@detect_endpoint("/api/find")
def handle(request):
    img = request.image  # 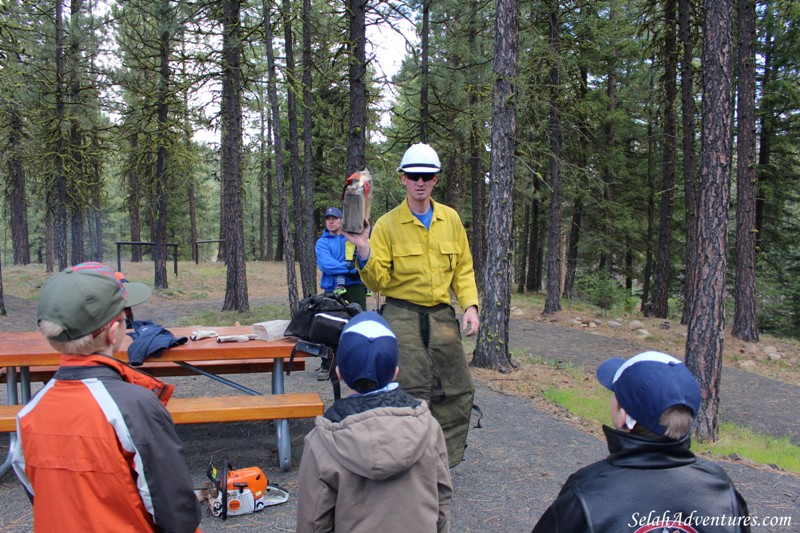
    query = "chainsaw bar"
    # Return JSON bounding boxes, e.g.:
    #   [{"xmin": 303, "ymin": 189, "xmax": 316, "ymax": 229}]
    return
[{"xmin": 262, "ymin": 484, "xmax": 290, "ymax": 506}]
